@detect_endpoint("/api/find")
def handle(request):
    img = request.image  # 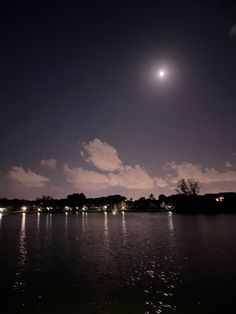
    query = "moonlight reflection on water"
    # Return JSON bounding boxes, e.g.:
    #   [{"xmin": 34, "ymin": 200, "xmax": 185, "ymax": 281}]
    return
[{"xmin": 0, "ymin": 212, "xmax": 236, "ymax": 313}]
